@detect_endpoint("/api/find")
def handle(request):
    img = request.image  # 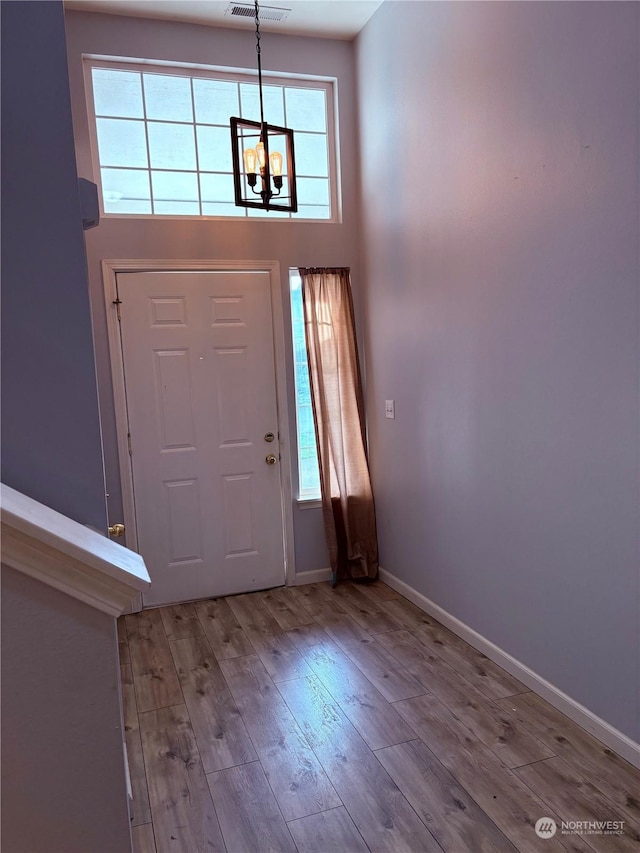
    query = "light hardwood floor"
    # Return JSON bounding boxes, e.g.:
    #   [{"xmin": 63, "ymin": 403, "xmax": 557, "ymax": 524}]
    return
[{"xmin": 119, "ymin": 581, "xmax": 640, "ymax": 853}]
